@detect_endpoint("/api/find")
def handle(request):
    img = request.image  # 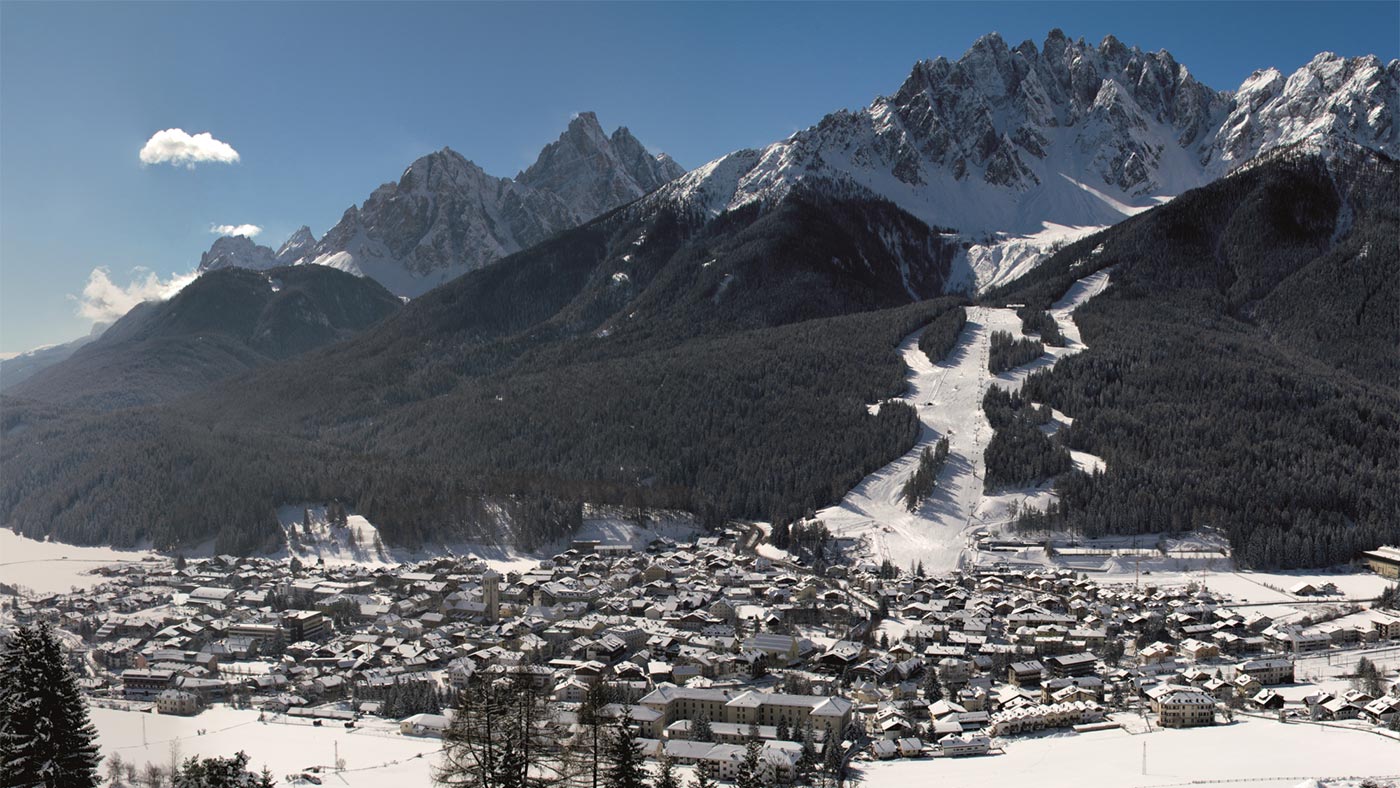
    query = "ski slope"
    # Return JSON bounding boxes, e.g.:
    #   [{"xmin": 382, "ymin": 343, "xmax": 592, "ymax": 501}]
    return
[{"xmin": 818, "ymin": 270, "xmax": 1111, "ymax": 572}]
